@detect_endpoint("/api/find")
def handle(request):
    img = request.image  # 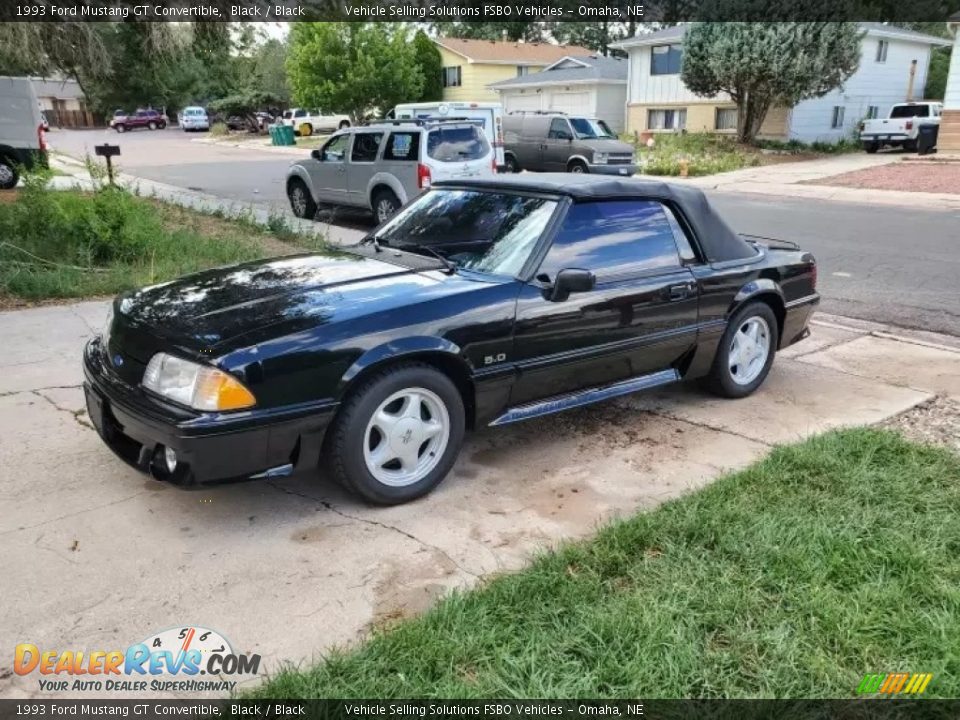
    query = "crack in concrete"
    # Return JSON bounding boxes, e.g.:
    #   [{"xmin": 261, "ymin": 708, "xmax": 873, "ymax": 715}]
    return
[
  {"xmin": 31, "ymin": 389, "xmax": 92, "ymax": 429},
  {"xmin": 0, "ymin": 384, "xmax": 83, "ymax": 398},
  {"xmin": 264, "ymin": 481, "xmax": 481, "ymax": 579},
  {"xmin": 0, "ymin": 492, "xmax": 148, "ymax": 537},
  {"xmin": 68, "ymin": 306, "xmax": 100, "ymax": 337},
  {"xmin": 644, "ymin": 409, "xmax": 774, "ymax": 448}
]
